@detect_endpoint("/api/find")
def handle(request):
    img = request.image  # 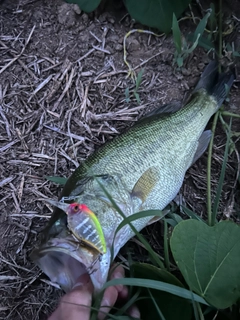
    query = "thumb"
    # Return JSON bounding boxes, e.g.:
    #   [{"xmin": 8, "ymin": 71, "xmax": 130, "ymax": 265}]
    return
[{"xmin": 48, "ymin": 274, "xmax": 94, "ymax": 320}]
